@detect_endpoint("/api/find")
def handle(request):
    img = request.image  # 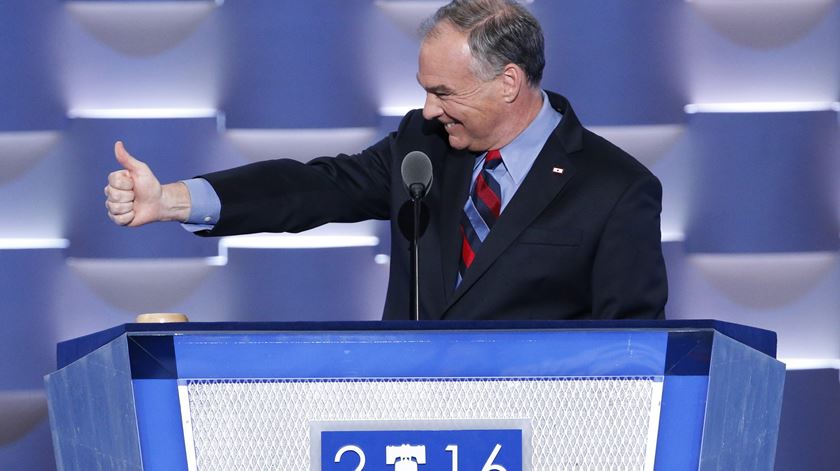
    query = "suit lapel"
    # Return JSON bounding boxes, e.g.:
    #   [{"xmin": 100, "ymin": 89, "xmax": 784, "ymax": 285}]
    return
[
  {"xmin": 444, "ymin": 139, "xmax": 575, "ymax": 310},
  {"xmin": 443, "ymin": 92, "xmax": 585, "ymax": 314},
  {"xmin": 438, "ymin": 147, "xmax": 475, "ymax": 307}
]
